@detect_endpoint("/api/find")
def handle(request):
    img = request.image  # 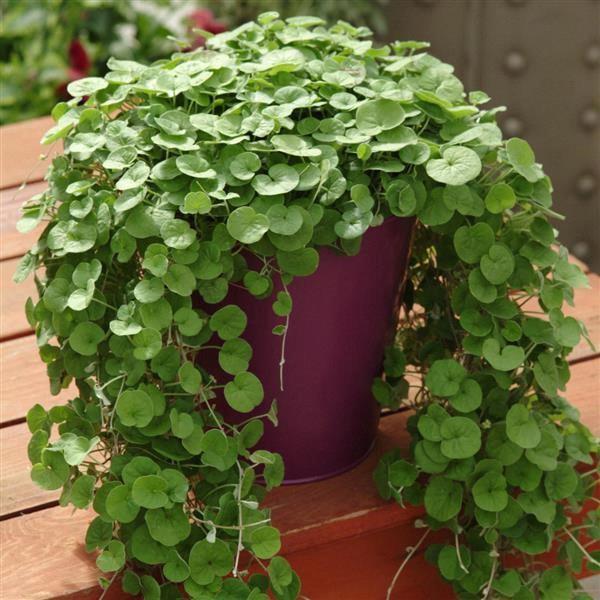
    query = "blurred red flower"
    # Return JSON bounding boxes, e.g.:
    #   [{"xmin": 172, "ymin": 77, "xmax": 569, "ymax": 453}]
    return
[
  {"xmin": 188, "ymin": 9, "xmax": 227, "ymax": 48},
  {"xmin": 57, "ymin": 39, "xmax": 91, "ymax": 99}
]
